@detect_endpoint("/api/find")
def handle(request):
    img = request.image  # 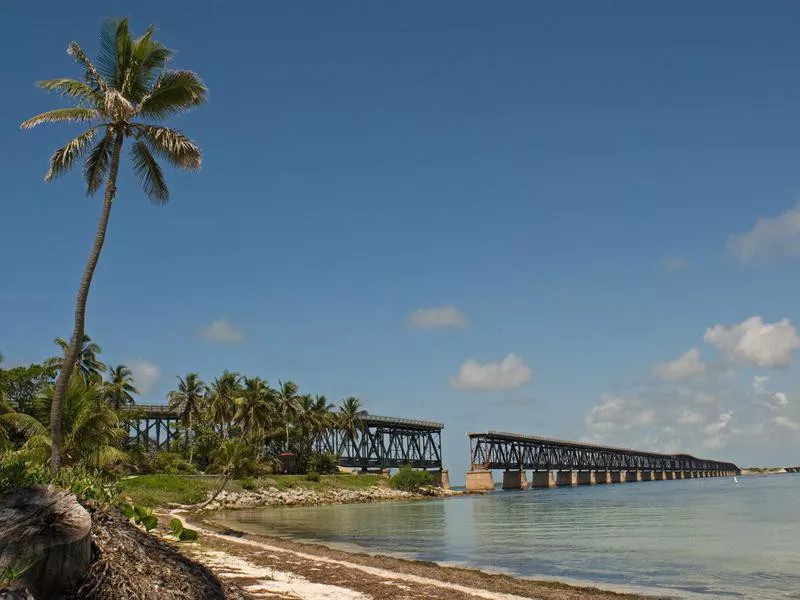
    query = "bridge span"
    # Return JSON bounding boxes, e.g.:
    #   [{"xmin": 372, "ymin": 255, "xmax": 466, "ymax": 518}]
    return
[
  {"xmin": 121, "ymin": 405, "xmax": 448, "ymax": 486},
  {"xmin": 467, "ymin": 431, "xmax": 740, "ymax": 491}
]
